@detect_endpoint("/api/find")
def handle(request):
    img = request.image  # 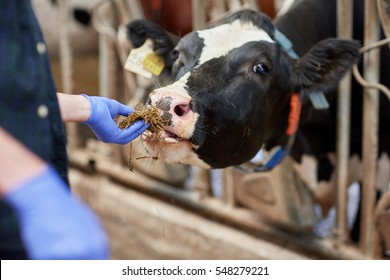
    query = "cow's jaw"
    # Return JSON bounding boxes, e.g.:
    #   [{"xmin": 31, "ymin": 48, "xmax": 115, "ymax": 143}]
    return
[
  {"xmin": 141, "ymin": 131, "xmax": 210, "ymax": 168},
  {"xmin": 141, "ymin": 84, "xmax": 211, "ymax": 169},
  {"xmin": 142, "ymin": 132, "xmax": 208, "ymax": 167}
]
